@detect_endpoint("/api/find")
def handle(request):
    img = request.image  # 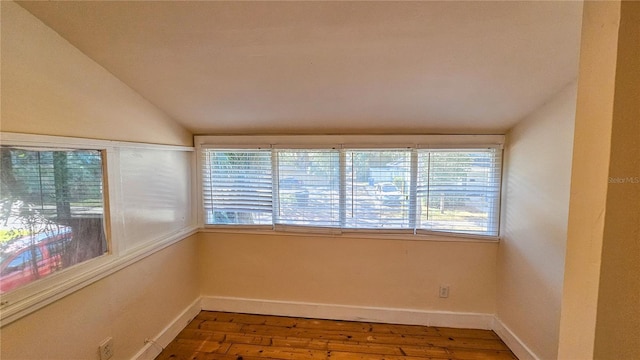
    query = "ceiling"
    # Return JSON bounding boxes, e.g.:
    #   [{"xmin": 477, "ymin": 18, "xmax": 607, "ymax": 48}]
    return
[{"xmin": 17, "ymin": 1, "xmax": 583, "ymax": 135}]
